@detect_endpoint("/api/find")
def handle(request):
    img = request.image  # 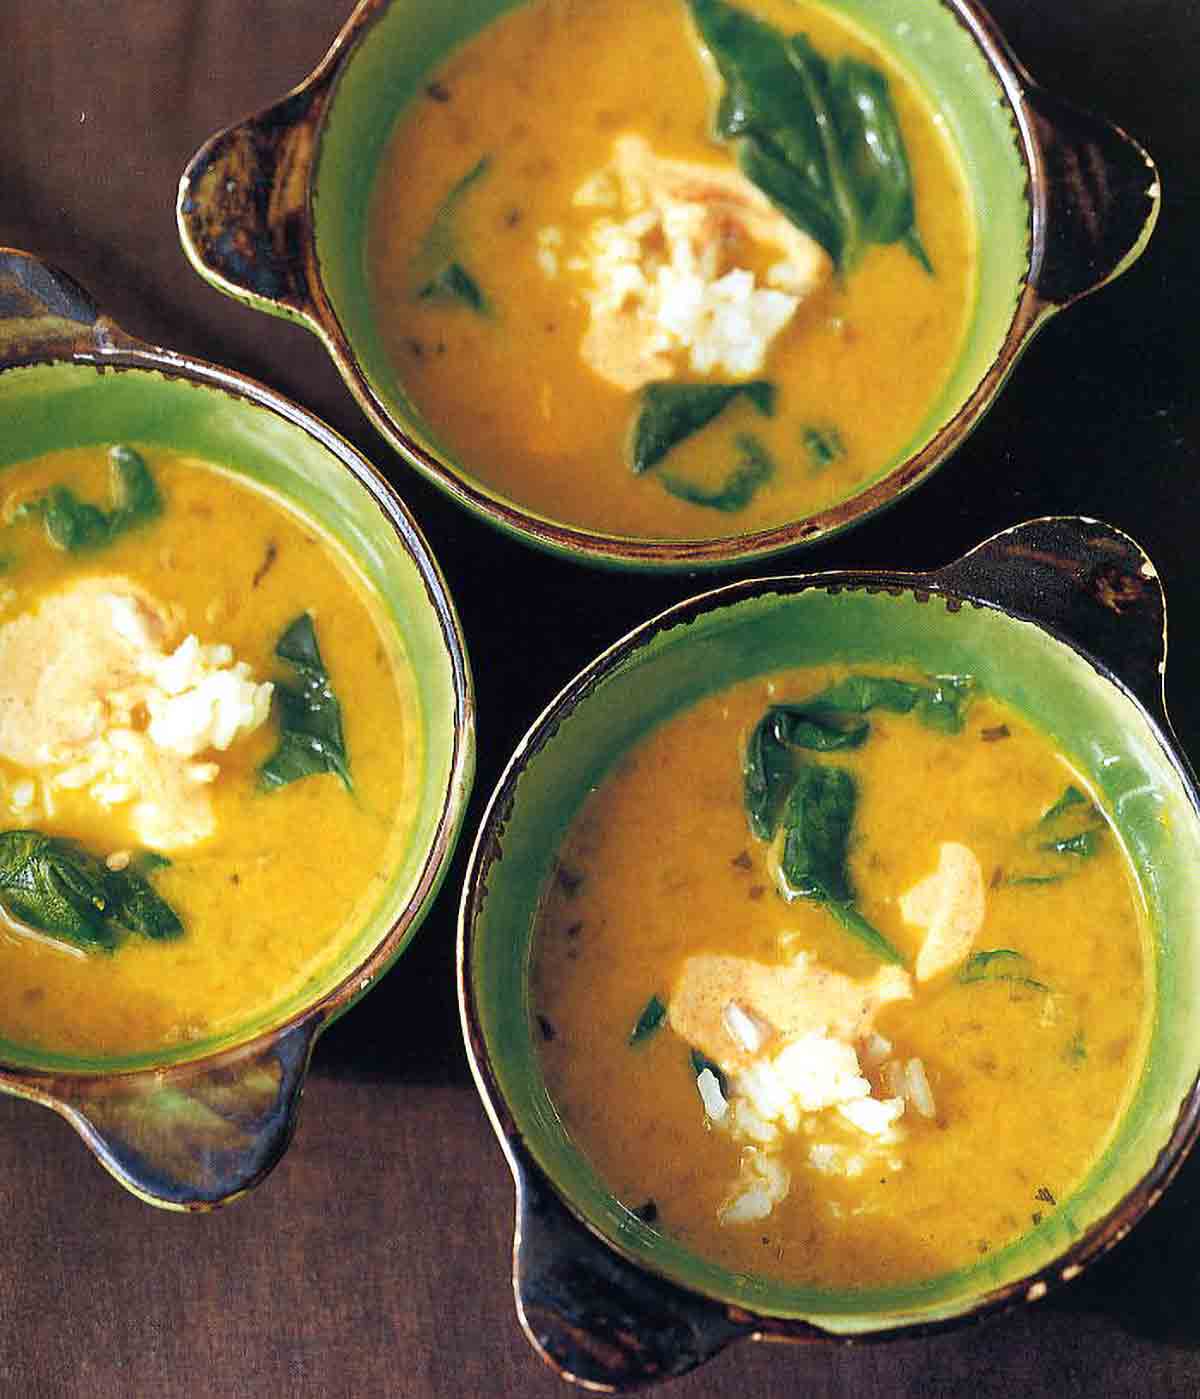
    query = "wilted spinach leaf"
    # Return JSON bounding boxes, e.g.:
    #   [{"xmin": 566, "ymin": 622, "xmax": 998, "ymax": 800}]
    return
[
  {"xmin": 259, "ymin": 613, "xmax": 351, "ymax": 792},
  {"xmin": 802, "ymin": 424, "xmax": 845, "ymax": 473},
  {"xmin": 775, "ymin": 762, "xmax": 905, "ymax": 964},
  {"xmin": 687, "ymin": 0, "xmax": 930, "ymax": 274},
  {"xmin": 1007, "ymin": 785, "xmax": 1105, "ymax": 883},
  {"xmin": 629, "ymin": 994, "xmax": 668, "ymax": 1045},
  {"xmin": 14, "ymin": 445, "xmax": 162, "ymax": 553},
  {"xmin": 0, "ymin": 832, "xmax": 181, "ymax": 953},
  {"xmin": 414, "ymin": 155, "xmax": 492, "ymax": 314},
  {"xmin": 661, "ymin": 433, "xmax": 775, "ymax": 512},
  {"xmin": 957, "ymin": 948, "xmax": 1049, "ymax": 992},
  {"xmin": 744, "ymin": 674, "xmax": 974, "ymax": 839},
  {"xmin": 106, "ymin": 852, "xmax": 183, "ymax": 941},
  {"xmin": 630, "ymin": 380, "xmax": 776, "ymax": 474}
]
